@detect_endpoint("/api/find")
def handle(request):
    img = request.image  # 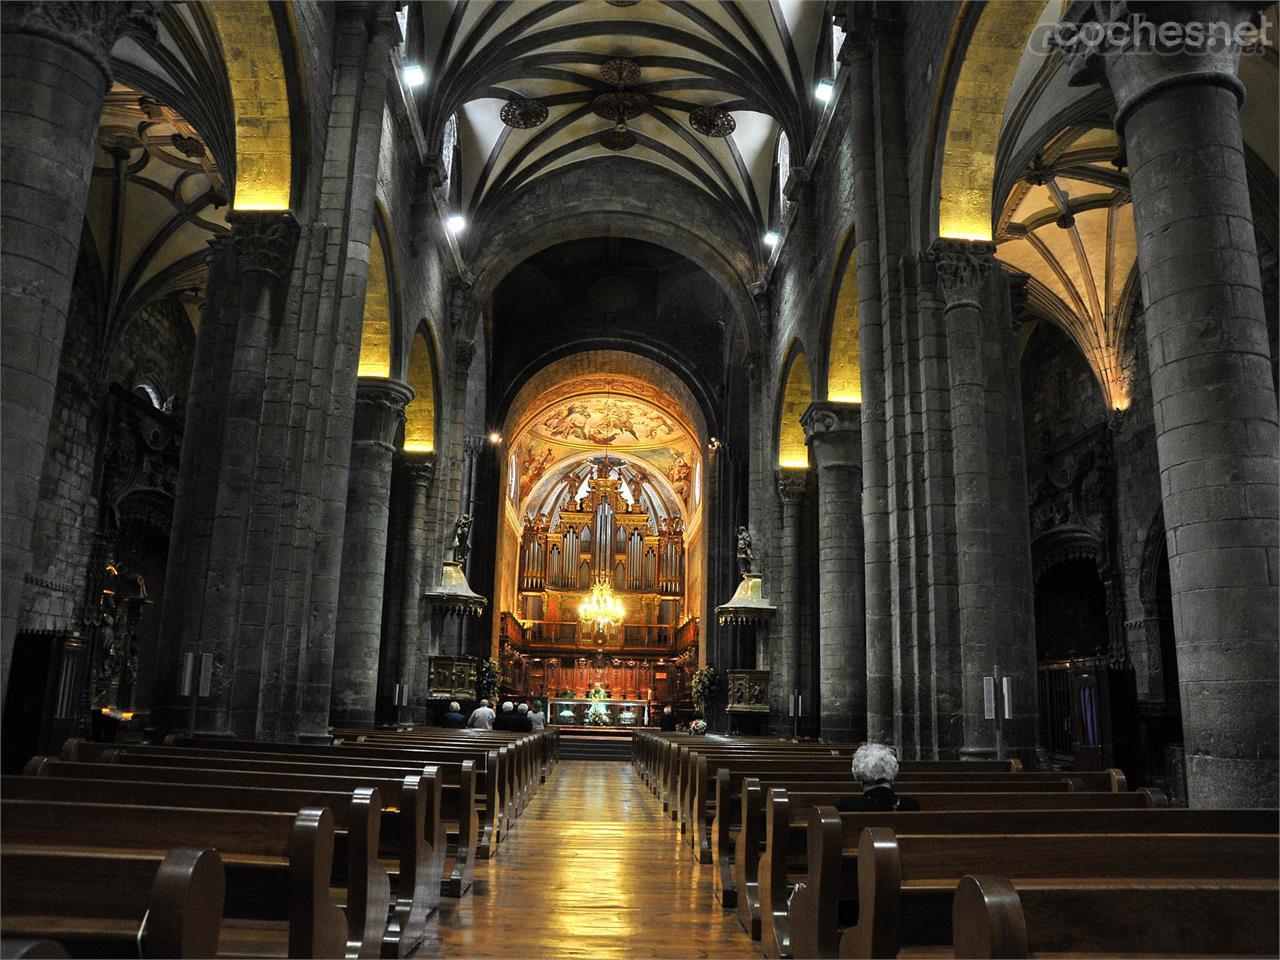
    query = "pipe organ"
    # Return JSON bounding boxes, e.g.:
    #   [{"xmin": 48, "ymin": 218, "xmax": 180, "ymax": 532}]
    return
[{"xmin": 517, "ymin": 469, "xmax": 685, "ymax": 646}]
